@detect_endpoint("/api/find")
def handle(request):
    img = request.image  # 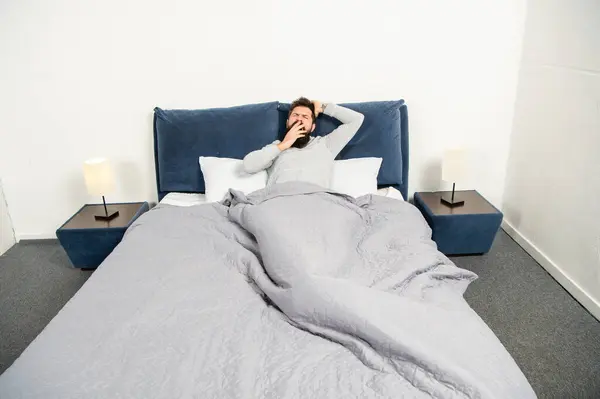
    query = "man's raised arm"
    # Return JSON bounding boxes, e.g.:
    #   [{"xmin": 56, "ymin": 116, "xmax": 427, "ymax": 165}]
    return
[{"xmin": 321, "ymin": 103, "xmax": 365, "ymax": 157}]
